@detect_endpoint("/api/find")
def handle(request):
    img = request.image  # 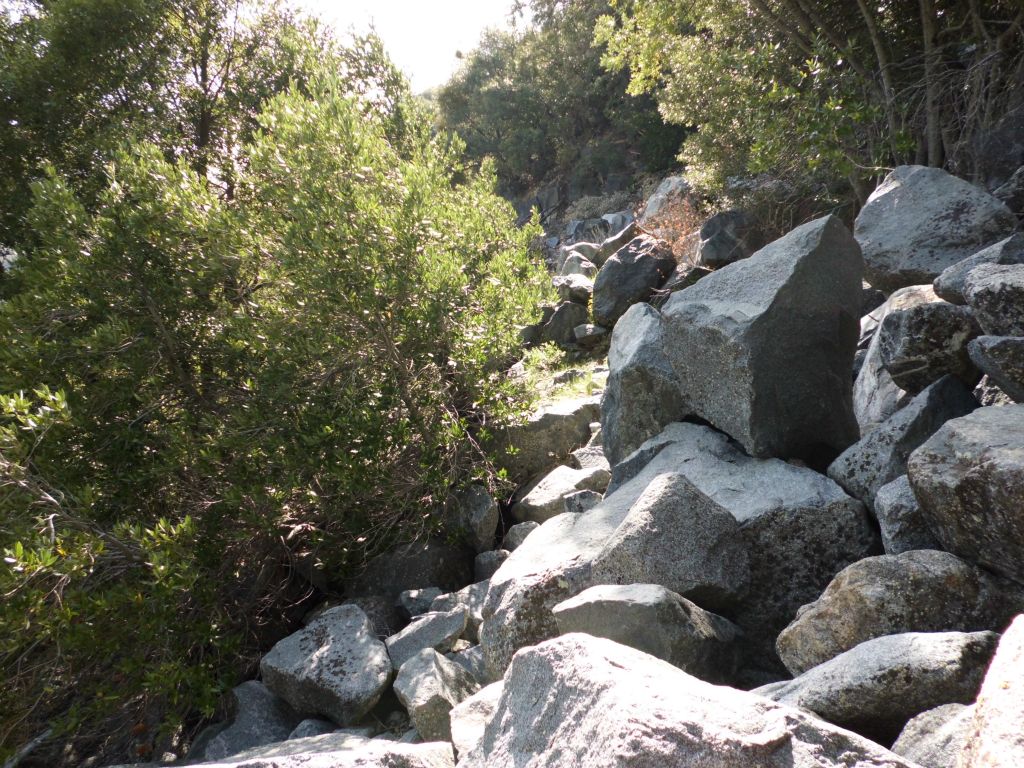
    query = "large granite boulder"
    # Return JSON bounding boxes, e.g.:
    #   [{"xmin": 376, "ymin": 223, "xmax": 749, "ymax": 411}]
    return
[
  {"xmin": 479, "ymin": 422, "xmax": 876, "ymax": 679},
  {"xmin": 260, "ymin": 606, "xmax": 392, "ymax": 726},
  {"xmin": 968, "ymin": 336, "xmax": 1024, "ymax": 402},
  {"xmin": 854, "ymin": 286, "xmax": 935, "ymax": 433},
  {"xmin": 776, "ymin": 550, "xmax": 1023, "ymax": 675},
  {"xmin": 591, "ymin": 235, "xmax": 676, "ymax": 328},
  {"xmin": 661, "ymin": 215, "xmax": 862, "ymax": 463},
  {"xmin": 892, "ymin": 703, "xmax": 973, "ymax": 768},
  {"xmin": 552, "ymin": 583, "xmax": 741, "ymax": 682},
  {"xmin": 509, "ymin": 464, "xmax": 609, "ymax": 524},
  {"xmin": 828, "ymin": 375, "xmax": 979, "ymax": 510},
  {"xmin": 908, "ymin": 405, "xmax": 1024, "ymax": 585},
  {"xmin": 600, "ymin": 303, "xmax": 687, "ymax": 466},
  {"xmin": 460, "ymin": 633, "xmax": 920, "ymax": 768},
  {"xmin": 392, "ymin": 649, "xmax": 479, "ymax": 742},
  {"xmin": 757, "ymin": 631, "xmax": 999, "ymax": 745},
  {"xmin": 854, "ymin": 165, "xmax": 1017, "ymax": 292},
  {"xmin": 959, "ymin": 614, "xmax": 1024, "ymax": 767},
  {"xmin": 696, "ymin": 209, "xmax": 762, "ymax": 269},
  {"xmin": 933, "ymin": 233, "xmax": 1024, "ymax": 304},
  {"xmin": 448, "ymin": 681, "xmax": 502, "ymax": 760},
  {"xmin": 492, "ymin": 395, "xmax": 600, "ymax": 482},
  {"xmin": 876, "ymin": 298, "xmax": 981, "ymax": 392},
  {"xmin": 190, "ymin": 681, "xmax": 302, "ymax": 763},
  {"xmin": 873, "ymin": 474, "xmax": 942, "ymax": 554},
  {"xmin": 963, "ymin": 263, "xmax": 1024, "ymax": 336}
]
